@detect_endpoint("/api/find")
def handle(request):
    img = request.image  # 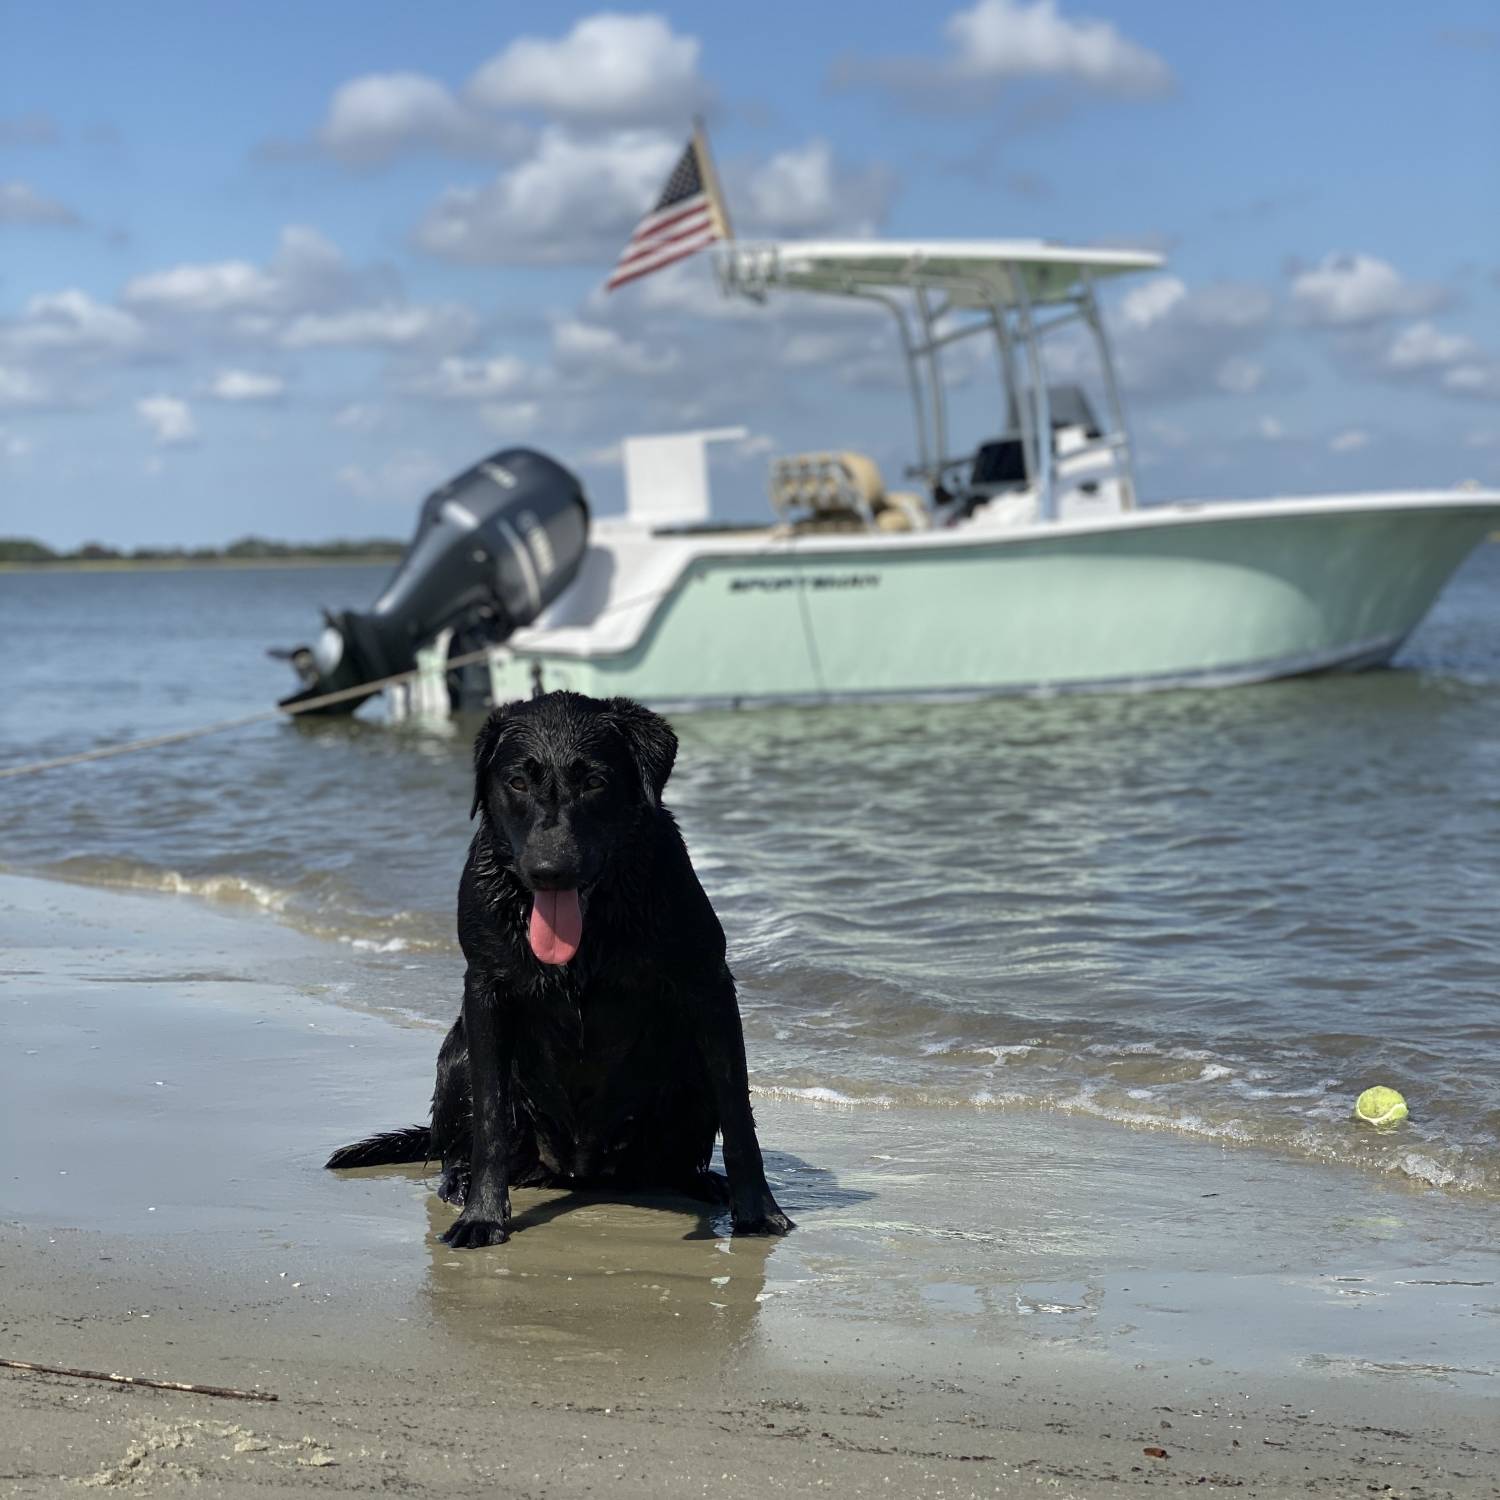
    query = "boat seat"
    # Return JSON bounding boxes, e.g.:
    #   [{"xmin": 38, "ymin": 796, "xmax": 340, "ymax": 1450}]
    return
[
  {"xmin": 970, "ymin": 436, "xmax": 1028, "ymax": 488},
  {"xmin": 770, "ymin": 451, "xmax": 929, "ymax": 532}
]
